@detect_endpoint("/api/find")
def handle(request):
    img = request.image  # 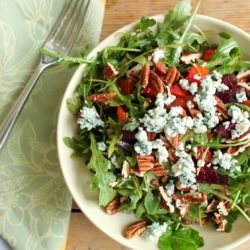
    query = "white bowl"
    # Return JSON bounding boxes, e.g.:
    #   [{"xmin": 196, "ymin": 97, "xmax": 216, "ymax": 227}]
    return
[{"xmin": 57, "ymin": 15, "xmax": 250, "ymax": 250}]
